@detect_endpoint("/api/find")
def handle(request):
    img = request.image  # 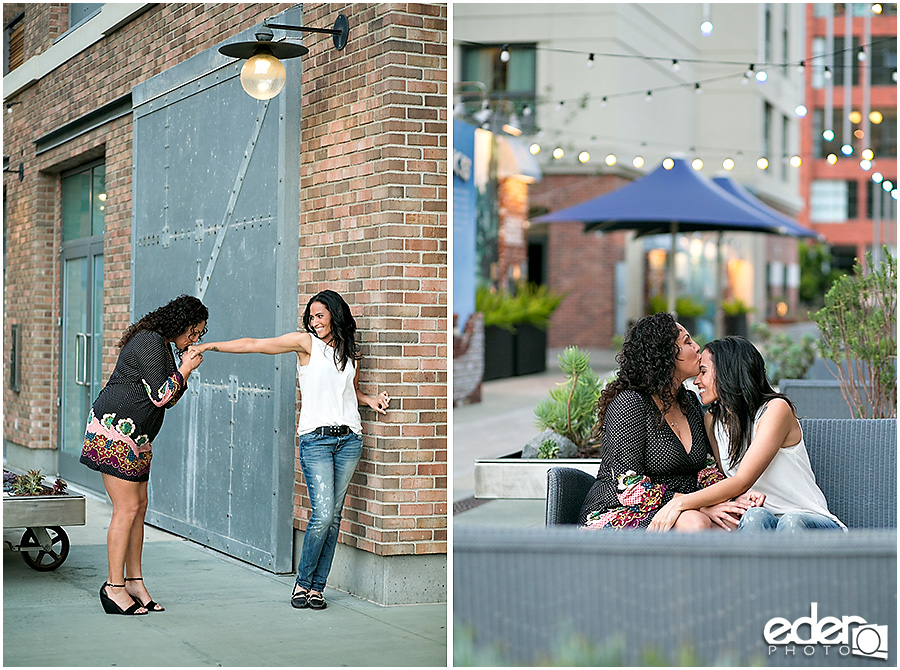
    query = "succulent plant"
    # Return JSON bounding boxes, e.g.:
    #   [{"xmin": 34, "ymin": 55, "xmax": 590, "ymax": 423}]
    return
[
  {"xmin": 52, "ymin": 478, "xmax": 68, "ymax": 495},
  {"xmin": 10, "ymin": 469, "xmax": 46, "ymax": 496}
]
